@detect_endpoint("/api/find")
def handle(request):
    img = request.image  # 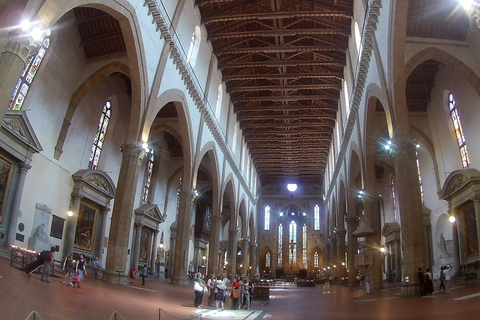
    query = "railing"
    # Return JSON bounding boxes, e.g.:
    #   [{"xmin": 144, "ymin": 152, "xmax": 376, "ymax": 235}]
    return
[{"xmin": 25, "ymin": 308, "xmax": 204, "ymax": 320}]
